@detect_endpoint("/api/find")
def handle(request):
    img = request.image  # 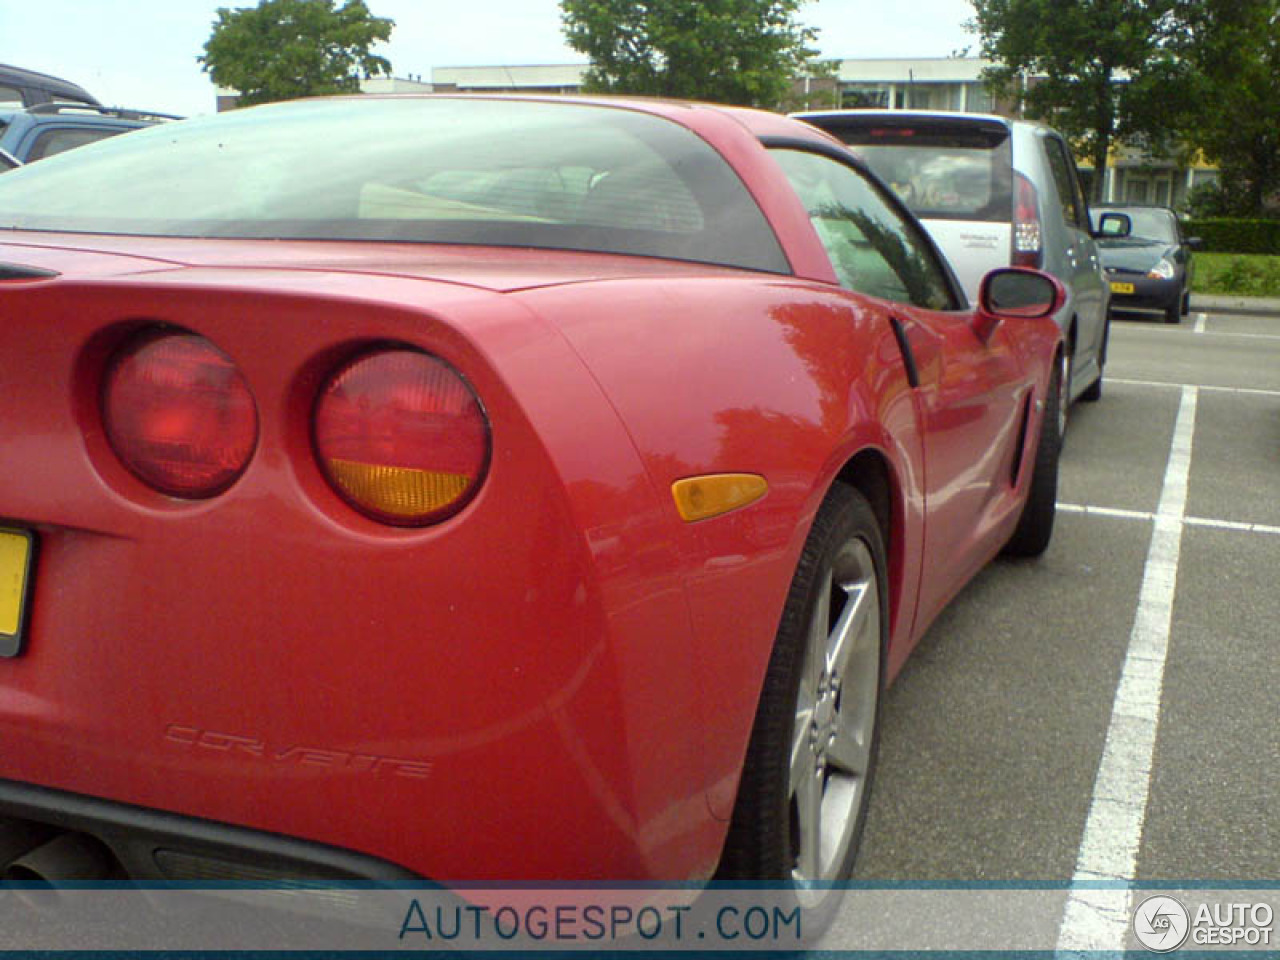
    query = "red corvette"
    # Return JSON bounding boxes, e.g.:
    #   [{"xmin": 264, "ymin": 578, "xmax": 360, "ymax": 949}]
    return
[{"xmin": 0, "ymin": 96, "xmax": 1064, "ymax": 902}]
